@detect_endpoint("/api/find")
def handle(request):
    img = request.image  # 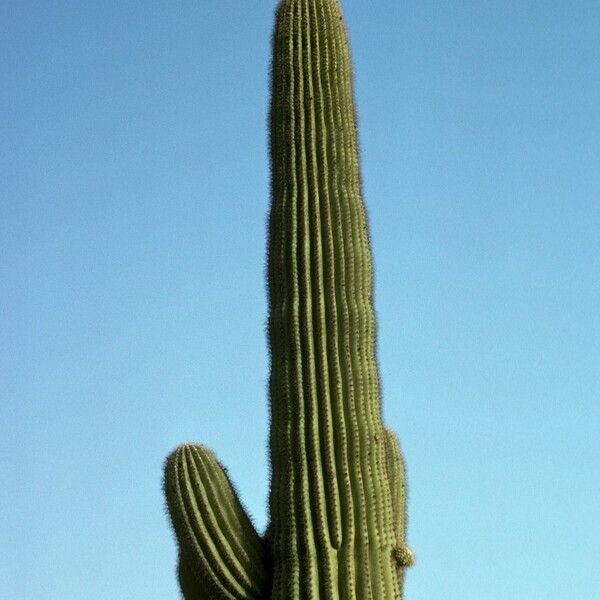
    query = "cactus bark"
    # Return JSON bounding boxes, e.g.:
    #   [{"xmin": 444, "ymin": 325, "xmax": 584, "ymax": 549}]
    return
[{"xmin": 164, "ymin": 1, "xmax": 412, "ymax": 599}]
